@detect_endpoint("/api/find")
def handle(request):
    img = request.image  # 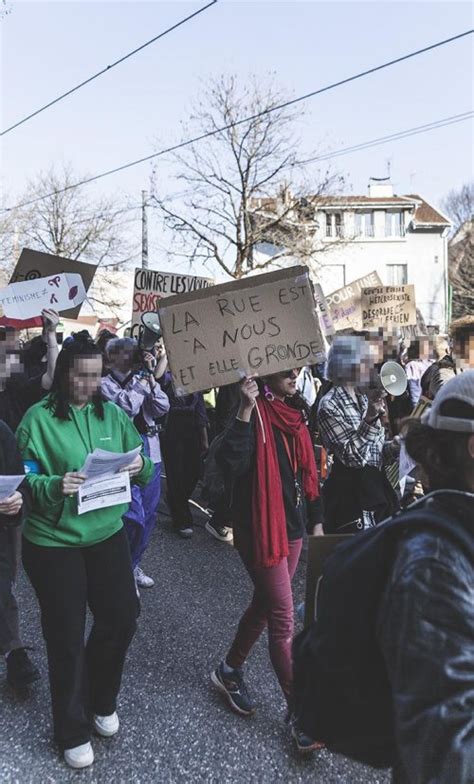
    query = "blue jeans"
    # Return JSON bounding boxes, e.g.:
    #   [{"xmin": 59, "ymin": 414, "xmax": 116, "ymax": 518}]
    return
[{"xmin": 123, "ymin": 440, "xmax": 162, "ymax": 569}]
